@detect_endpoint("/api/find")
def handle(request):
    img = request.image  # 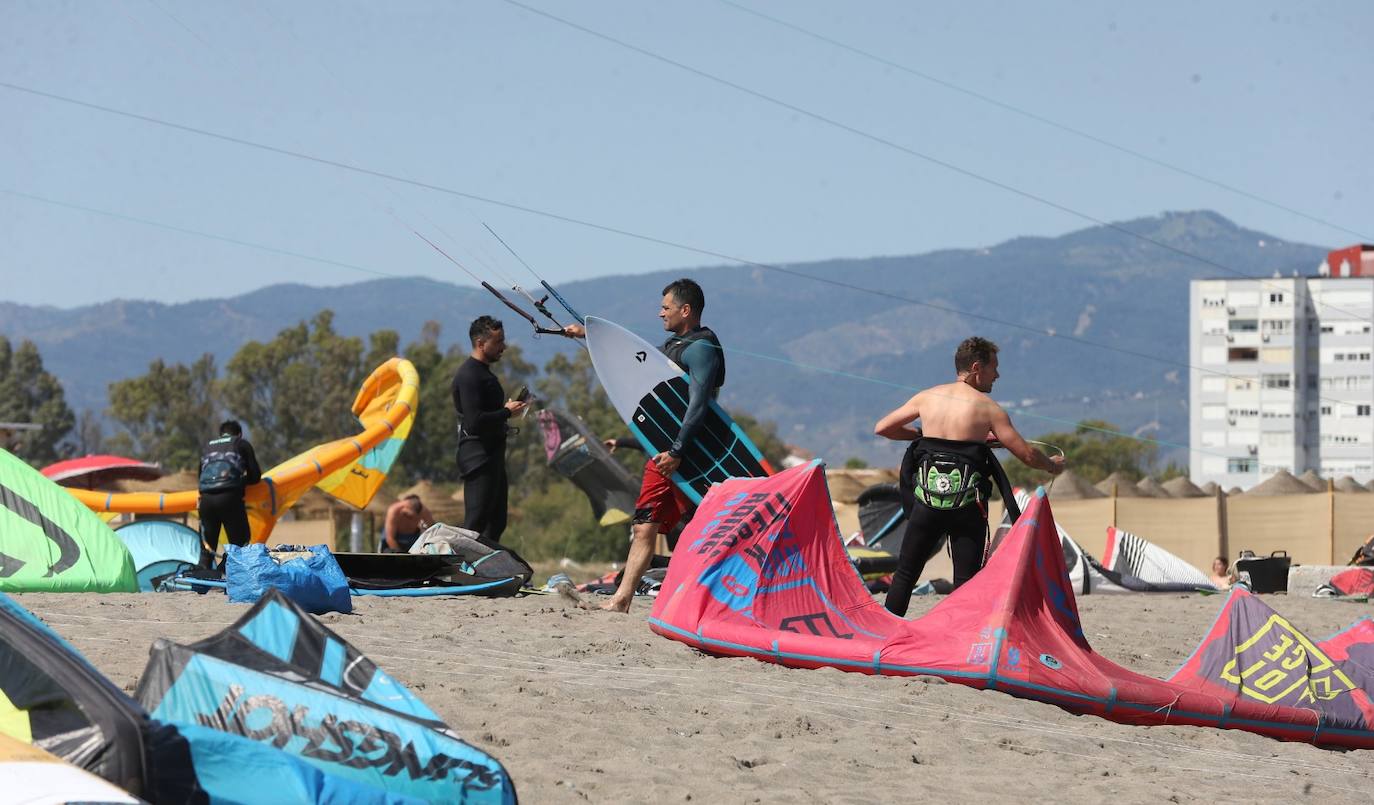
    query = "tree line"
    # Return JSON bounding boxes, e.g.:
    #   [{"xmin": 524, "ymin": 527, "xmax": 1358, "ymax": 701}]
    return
[
  {"xmin": 0, "ymin": 313, "xmax": 780, "ymax": 559},
  {"xmin": 3, "ymin": 317, "xmax": 1175, "ymax": 558}
]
